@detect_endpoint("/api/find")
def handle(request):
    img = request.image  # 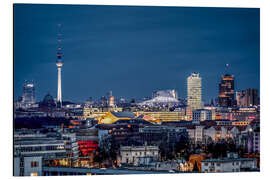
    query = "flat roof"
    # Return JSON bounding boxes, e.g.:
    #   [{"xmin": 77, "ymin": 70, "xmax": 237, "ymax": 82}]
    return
[{"xmin": 202, "ymin": 158, "xmax": 257, "ymax": 163}]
